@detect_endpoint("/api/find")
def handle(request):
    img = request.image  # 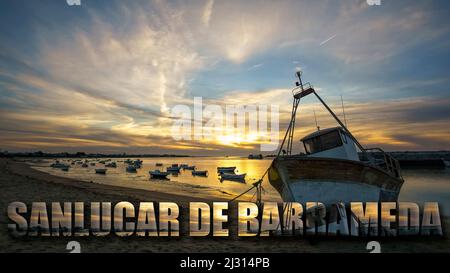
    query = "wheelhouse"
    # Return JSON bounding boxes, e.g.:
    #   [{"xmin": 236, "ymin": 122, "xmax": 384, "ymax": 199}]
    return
[{"xmin": 301, "ymin": 127, "xmax": 359, "ymax": 161}]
